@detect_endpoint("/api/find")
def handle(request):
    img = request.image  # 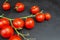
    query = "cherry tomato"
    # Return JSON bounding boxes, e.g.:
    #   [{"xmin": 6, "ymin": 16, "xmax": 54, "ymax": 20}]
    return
[
  {"xmin": 1, "ymin": 26, "xmax": 14, "ymax": 38},
  {"xmin": 2, "ymin": 2, "xmax": 11, "ymax": 11},
  {"xmin": 15, "ymin": 2, "xmax": 25, "ymax": 12},
  {"xmin": 13, "ymin": 18, "xmax": 24, "ymax": 29},
  {"xmin": 30, "ymin": 6, "xmax": 40, "ymax": 14},
  {"xmin": 36, "ymin": 13, "xmax": 45, "ymax": 22},
  {"xmin": 0, "ymin": 18, "xmax": 10, "ymax": 29},
  {"xmin": 9, "ymin": 34, "xmax": 22, "ymax": 40},
  {"xmin": 25, "ymin": 18, "xmax": 35, "ymax": 29},
  {"xmin": 45, "ymin": 12, "xmax": 51, "ymax": 21}
]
